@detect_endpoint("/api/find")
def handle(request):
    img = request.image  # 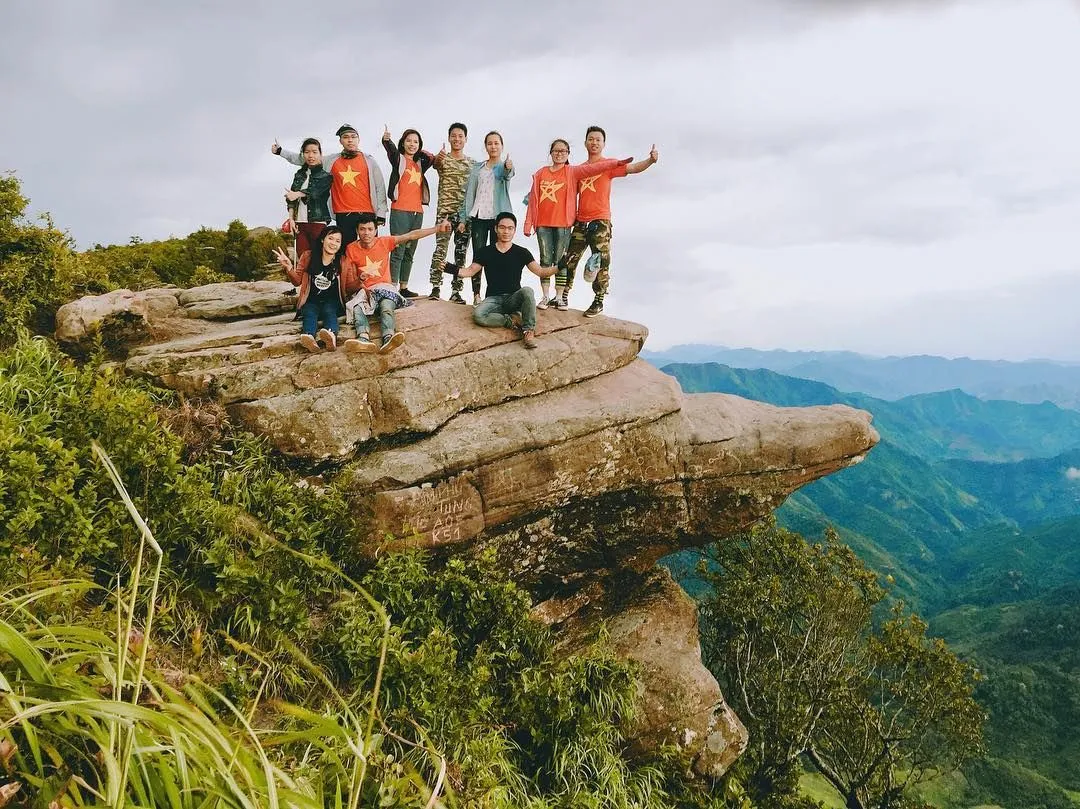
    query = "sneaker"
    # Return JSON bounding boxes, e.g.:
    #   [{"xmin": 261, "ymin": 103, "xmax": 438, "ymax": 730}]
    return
[
  {"xmin": 317, "ymin": 328, "xmax": 337, "ymax": 350},
  {"xmin": 449, "ymin": 291, "xmax": 466, "ymax": 305},
  {"xmin": 299, "ymin": 333, "xmax": 319, "ymax": 353},
  {"xmin": 509, "ymin": 312, "xmax": 523, "ymax": 328},
  {"xmin": 344, "ymin": 335, "xmax": 377, "ymax": 353},
  {"xmin": 555, "ymin": 291, "xmax": 570, "ymax": 311},
  {"xmin": 472, "ymin": 293, "xmax": 481, "ymax": 306},
  {"xmin": 536, "ymin": 294, "xmax": 549, "ymax": 310},
  {"xmin": 380, "ymin": 332, "xmax": 405, "ymax": 353},
  {"xmin": 428, "ymin": 287, "xmax": 441, "ymax": 301},
  {"xmin": 547, "ymin": 296, "xmax": 560, "ymax": 308},
  {"xmin": 400, "ymin": 288, "xmax": 418, "ymax": 298},
  {"xmin": 521, "ymin": 329, "xmax": 538, "ymax": 349},
  {"xmin": 583, "ymin": 298, "xmax": 604, "ymax": 318}
]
